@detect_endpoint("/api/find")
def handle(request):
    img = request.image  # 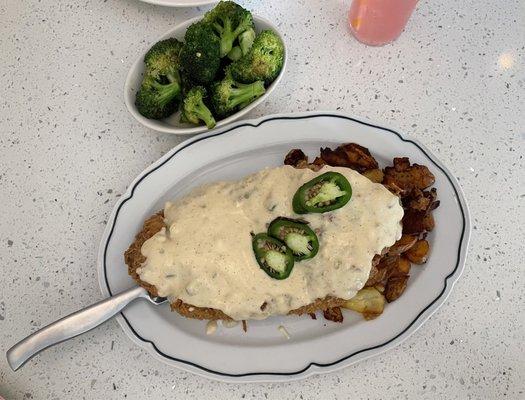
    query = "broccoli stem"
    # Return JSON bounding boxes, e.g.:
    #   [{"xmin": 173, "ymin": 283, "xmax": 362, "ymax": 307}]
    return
[
  {"xmin": 220, "ymin": 25, "xmax": 249, "ymax": 57},
  {"xmin": 151, "ymin": 80, "xmax": 181, "ymax": 107},
  {"xmin": 193, "ymin": 102, "xmax": 216, "ymax": 129},
  {"xmin": 214, "ymin": 17, "xmax": 236, "ymax": 57},
  {"xmin": 212, "ymin": 22, "xmax": 224, "ymax": 34},
  {"xmin": 220, "ymin": 35, "xmax": 235, "ymax": 58},
  {"xmin": 227, "ymin": 46, "xmax": 243, "ymax": 61},
  {"xmin": 229, "ymin": 81, "xmax": 265, "ymax": 109},
  {"xmin": 238, "ymin": 28, "xmax": 255, "ymax": 55},
  {"xmin": 166, "ymin": 70, "xmax": 179, "ymax": 84},
  {"xmin": 233, "ymin": 24, "xmax": 248, "ymax": 38}
]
